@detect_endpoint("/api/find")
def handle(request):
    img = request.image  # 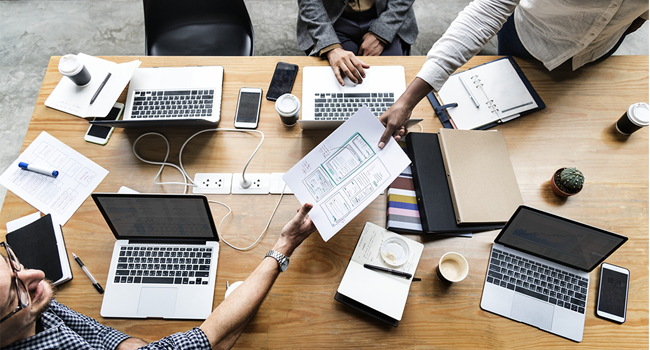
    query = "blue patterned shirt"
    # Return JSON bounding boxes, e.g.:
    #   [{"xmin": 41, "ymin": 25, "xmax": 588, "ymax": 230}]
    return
[{"xmin": 2, "ymin": 300, "xmax": 211, "ymax": 350}]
